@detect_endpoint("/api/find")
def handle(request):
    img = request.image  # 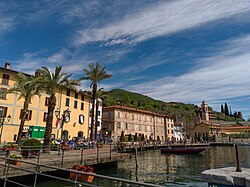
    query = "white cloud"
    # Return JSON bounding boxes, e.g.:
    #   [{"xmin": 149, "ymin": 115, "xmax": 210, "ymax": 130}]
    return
[
  {"xmin": 128, "ymin": 35, "xmax": 250, "ymax": 112},
  {"xmin": 74, "ymin": 0, "xmax": 250, "ymax": 46}
]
